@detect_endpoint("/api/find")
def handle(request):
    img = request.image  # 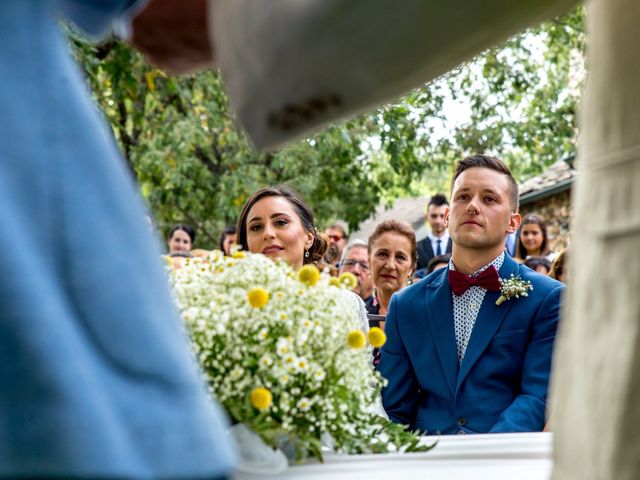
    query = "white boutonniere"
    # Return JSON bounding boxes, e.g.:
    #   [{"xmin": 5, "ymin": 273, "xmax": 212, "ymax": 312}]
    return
[{"xmin": 496, "ymin": 274, "xmax": 533, "ymax": 305}]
